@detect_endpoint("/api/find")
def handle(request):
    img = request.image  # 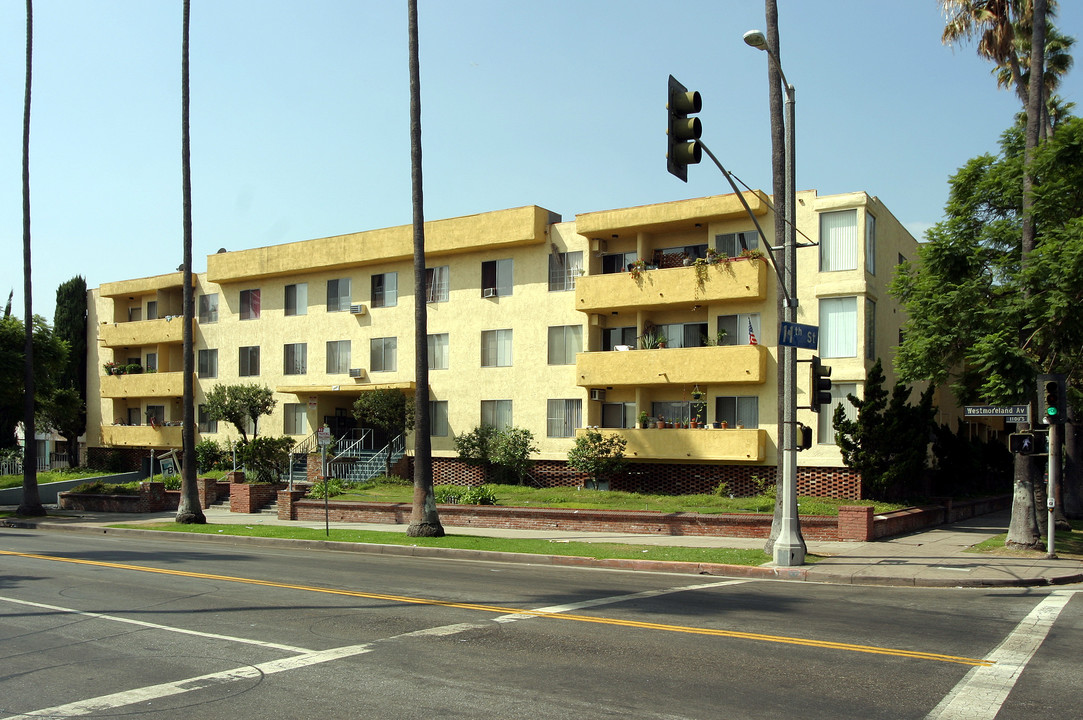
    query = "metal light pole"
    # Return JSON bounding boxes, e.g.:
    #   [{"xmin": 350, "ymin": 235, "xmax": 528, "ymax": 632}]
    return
[{"xmin": 744, "ymin": 29, "xmax": 804, "ymax": 566}]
